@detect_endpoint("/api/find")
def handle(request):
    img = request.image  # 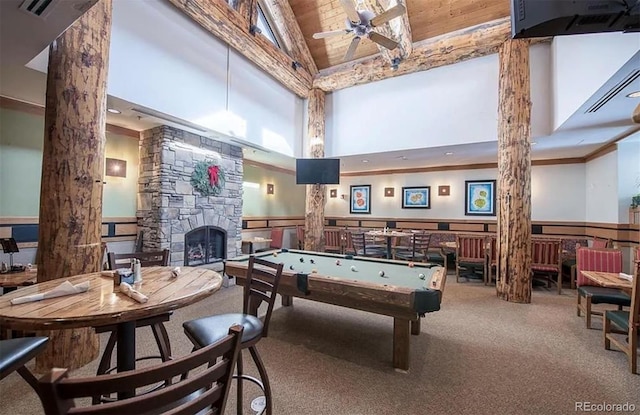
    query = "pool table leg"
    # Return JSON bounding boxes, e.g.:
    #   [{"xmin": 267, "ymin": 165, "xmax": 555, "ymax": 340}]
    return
[
  {"xmin": 282, "ymin": 294, "xmax": 293, "ymax": 307},
  {"xmin": 410, "ymin": 318, "xmax": 421, "ymax": 335},
  {"xmin": 393, "ymin": 318, "xmax": 410, "ymax": 371}
]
